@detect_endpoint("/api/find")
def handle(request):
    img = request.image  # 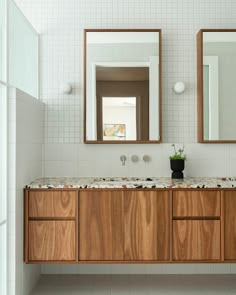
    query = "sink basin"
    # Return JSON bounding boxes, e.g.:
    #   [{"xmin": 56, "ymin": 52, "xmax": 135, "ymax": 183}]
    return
[
  {"xmin": 221, "ymin": 177, "xmax": 236, "ymax": 181},
  {"xmin": 92, "ymin": 178, "xmax": 158, "ymax": 186},
  {"xmin": 94, "ymin": 181, "xmax": 153, "ymax": 185}
]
